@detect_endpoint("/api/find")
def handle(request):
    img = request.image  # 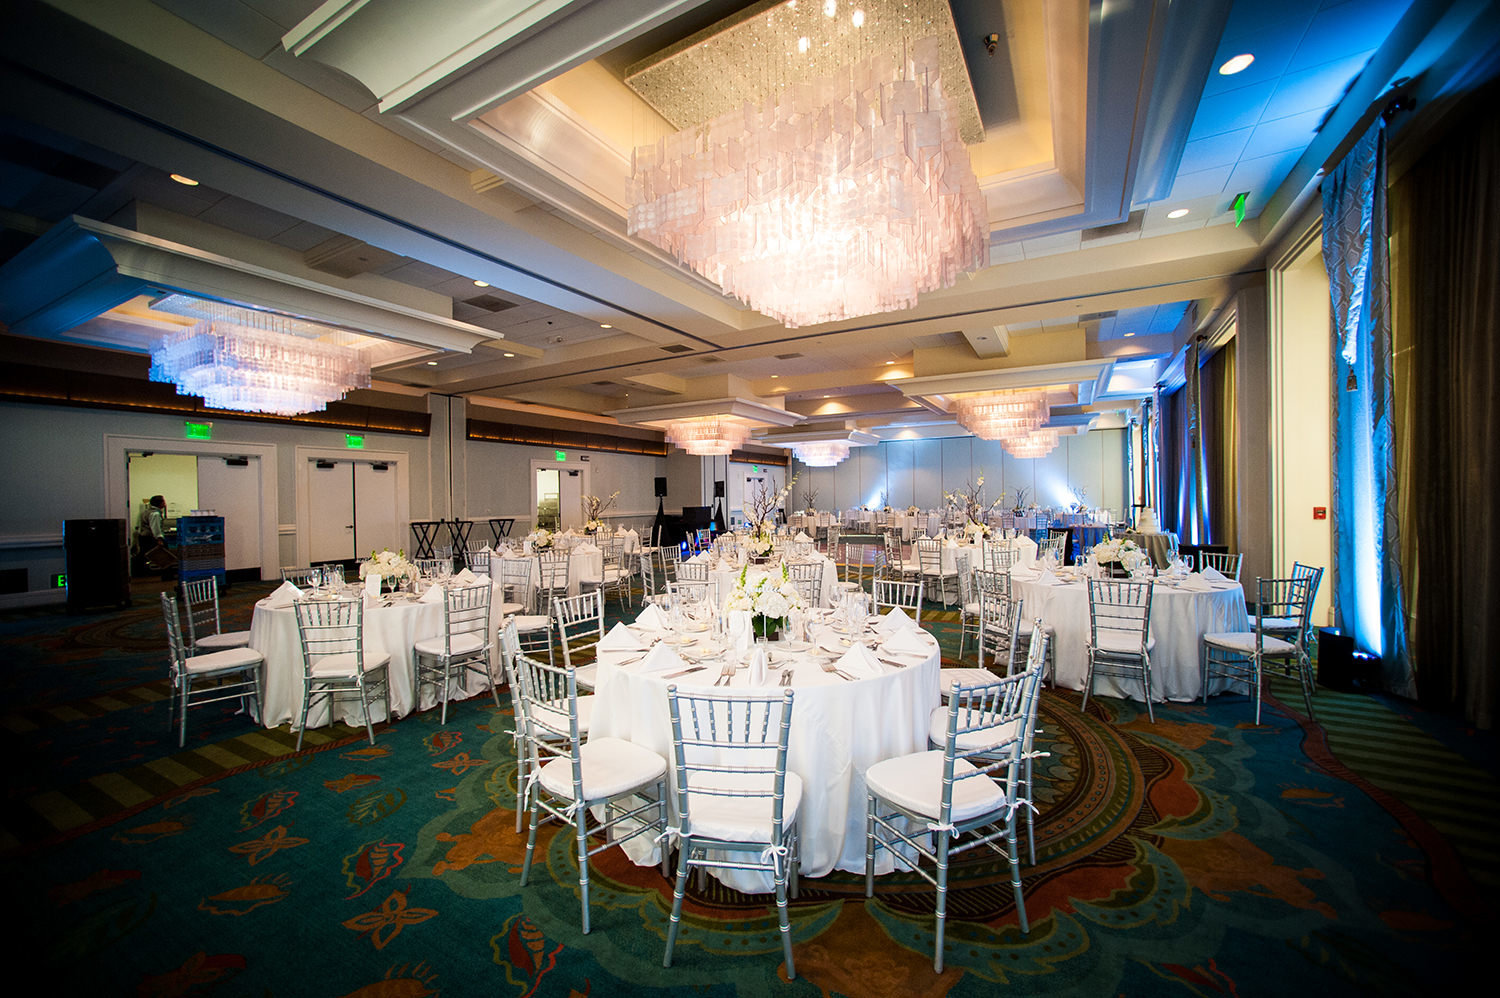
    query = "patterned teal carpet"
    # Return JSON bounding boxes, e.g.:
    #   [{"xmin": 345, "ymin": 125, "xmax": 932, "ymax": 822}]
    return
[{"xmin": 2, "ymin": 580, "xmax": 1493, "ymax": 995}]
